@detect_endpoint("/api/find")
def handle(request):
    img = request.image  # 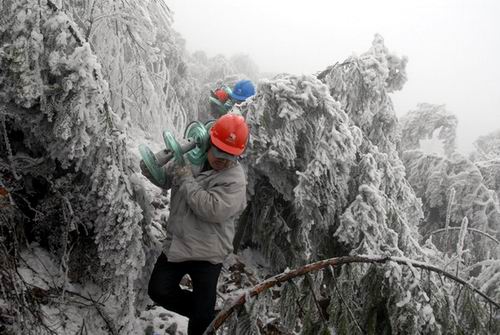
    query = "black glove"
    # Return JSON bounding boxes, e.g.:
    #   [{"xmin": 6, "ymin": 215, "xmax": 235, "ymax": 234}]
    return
[{"xmin": 140, "ymin": 160, "xmax": 153, "ymax": 180}]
